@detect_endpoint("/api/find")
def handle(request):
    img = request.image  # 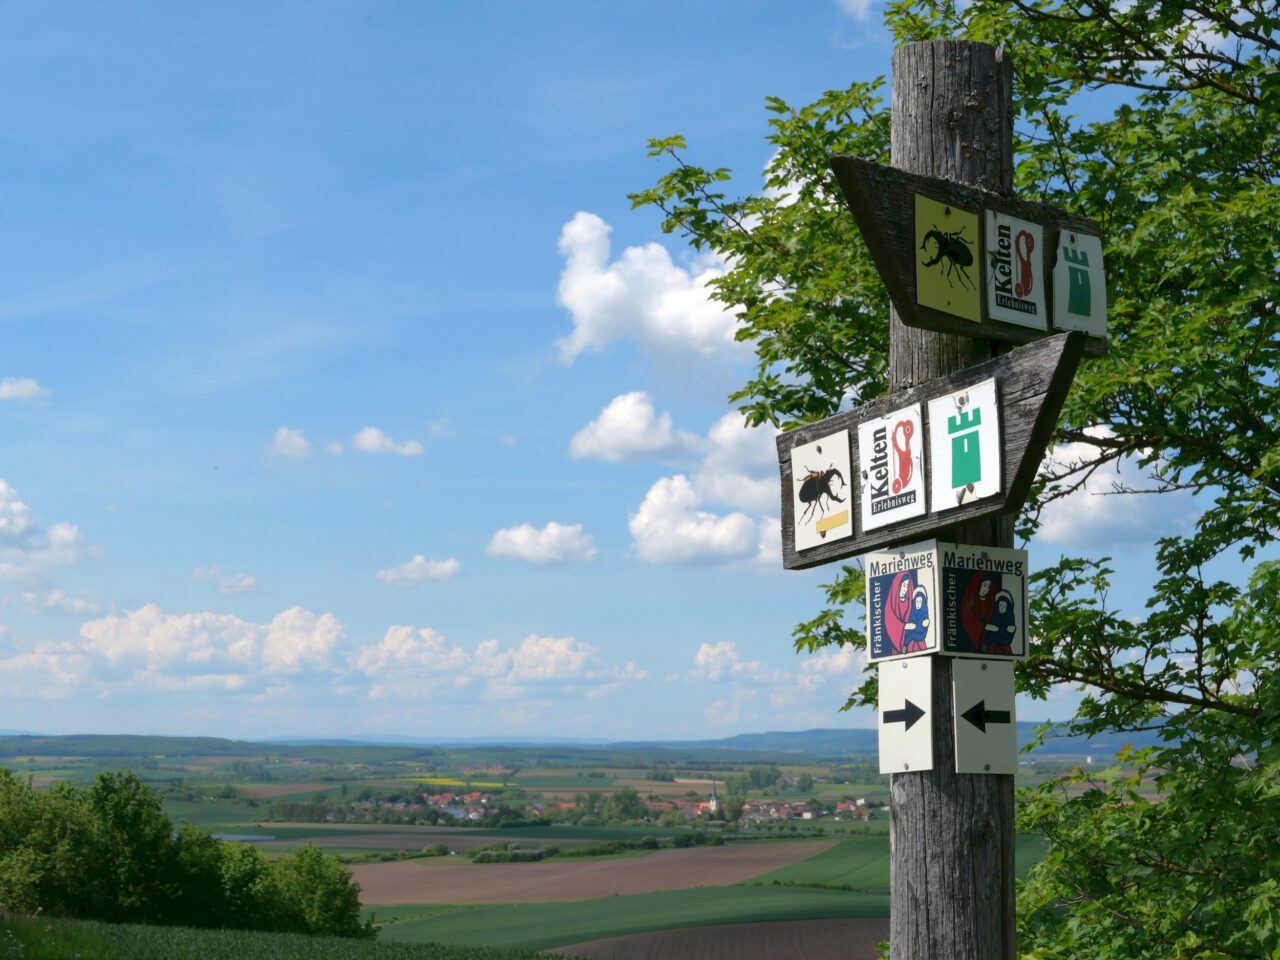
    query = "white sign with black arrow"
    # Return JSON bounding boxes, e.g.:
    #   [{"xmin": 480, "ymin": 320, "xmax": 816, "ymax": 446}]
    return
[
  {"xmin": 952, "ymin": 659, "xmax": 1017, "ymax": 774},
  {"xmin": 878, "ymin": 656, "xmax": 933, "ymax": 774}
]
